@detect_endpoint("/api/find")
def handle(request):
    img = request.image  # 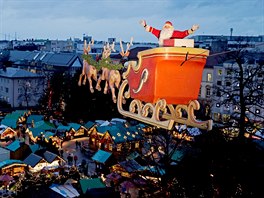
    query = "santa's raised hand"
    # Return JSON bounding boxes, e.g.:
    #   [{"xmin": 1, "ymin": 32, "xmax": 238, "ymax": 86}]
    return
[
  {"xmin": 139, "ymin": 19, "xmax": 147, "ymax": 27},
  {"xmin": 188, "ymin": 24, "xmax": 199, "ymax": 34}
]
